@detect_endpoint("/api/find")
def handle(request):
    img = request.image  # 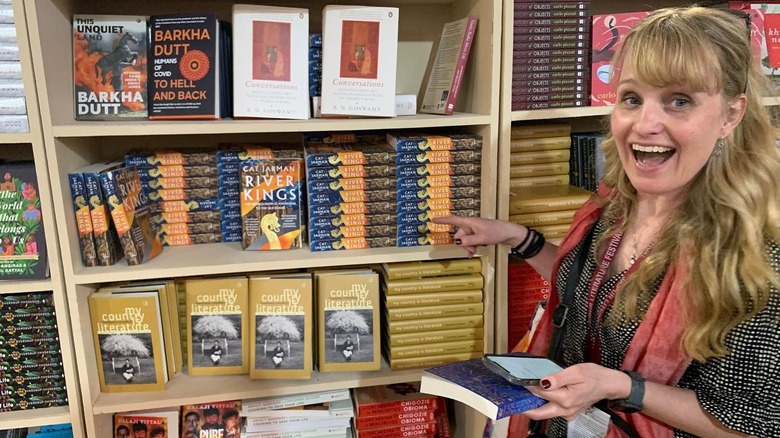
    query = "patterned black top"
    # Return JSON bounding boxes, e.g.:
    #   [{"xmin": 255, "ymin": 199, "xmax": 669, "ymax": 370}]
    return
[{"xmin": 546, "ymin": 218, "xmax": 780, "ymax": 438}]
